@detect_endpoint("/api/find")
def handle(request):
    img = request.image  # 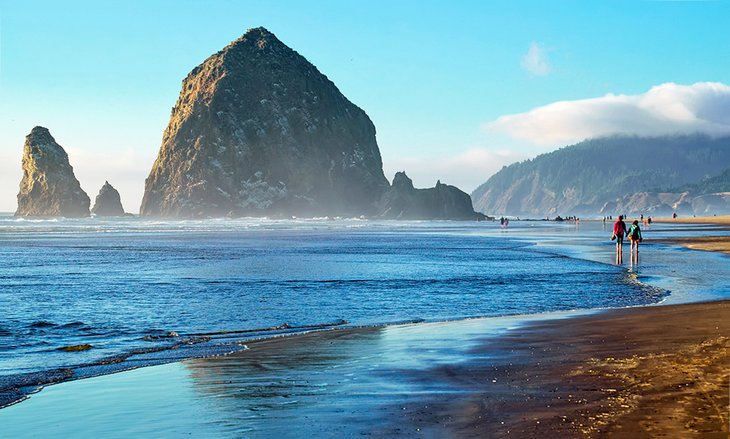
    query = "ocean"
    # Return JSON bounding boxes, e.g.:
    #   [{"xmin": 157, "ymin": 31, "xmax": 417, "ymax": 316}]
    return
[{"xmin": 1, "ymin": 215, "xmax": 725, "ymax": 408}]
